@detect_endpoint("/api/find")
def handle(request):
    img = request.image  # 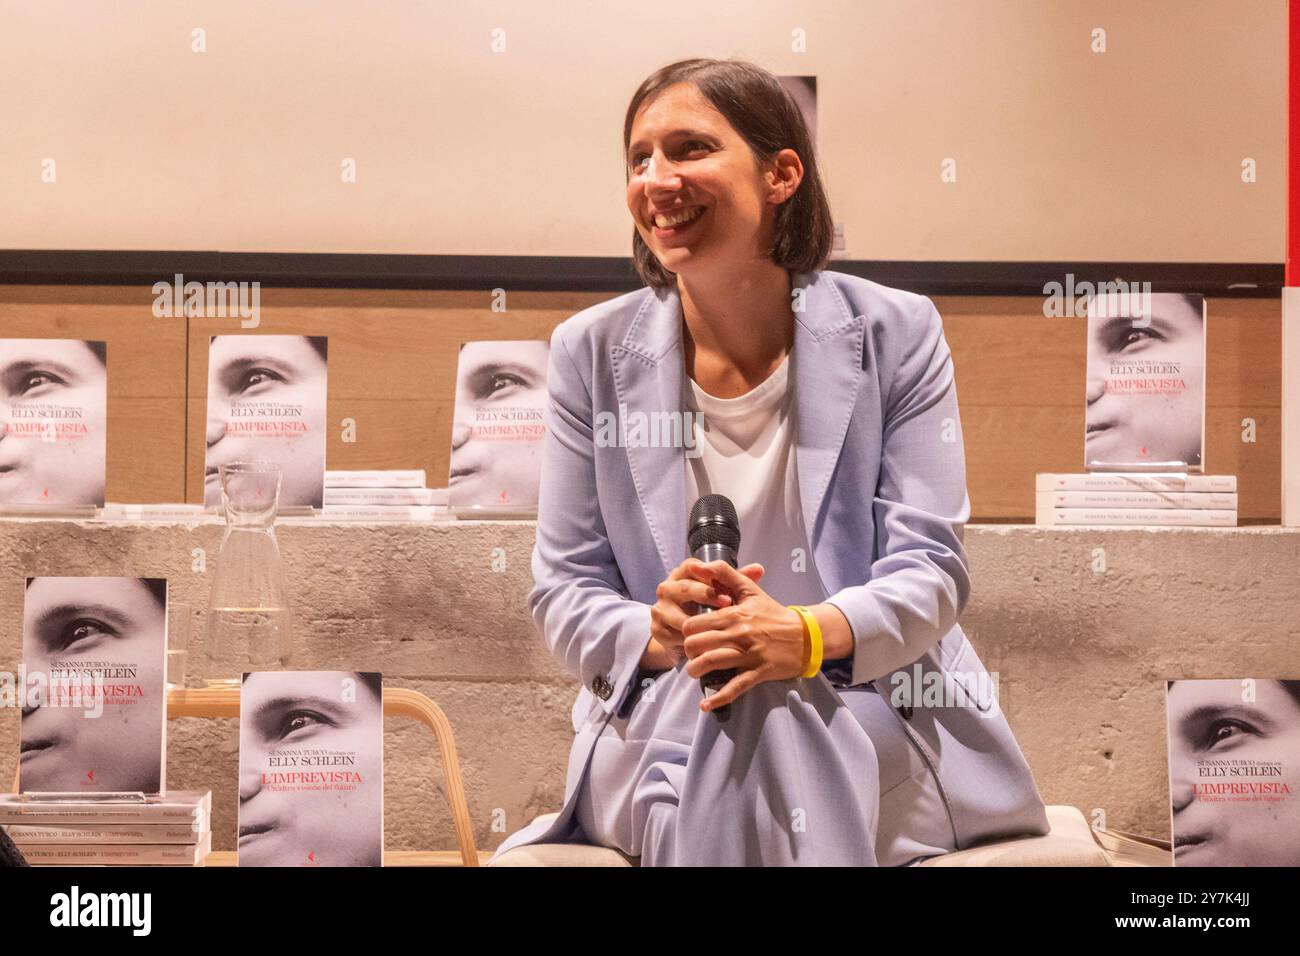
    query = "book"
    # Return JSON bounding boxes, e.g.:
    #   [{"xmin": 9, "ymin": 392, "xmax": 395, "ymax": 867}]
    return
[
  {"xmin": 325, "ymin": 470, "xmax": 426, "ymax": 488},
  {"xmin": 1035, "ymin": 491, "xmax": 1237, "ymax": 510},
  {"xmin": 323, "ymin": 487, "xmax": 437, "ymax": 506},
  {"xmin": 97, "ymin": 503, "xmax": 214, "ymax": 522},
  {"xmin": 1165, "ymin": 679, "xmax": 1300, "ymax": 866},
  {"xmin": 1090, "ymin": 828, "xmax": 1172, "ymax": 867},
  {"xmin": 0, "ymin": 338, "xmax": 108, "ymax": 508},
  {"xmin": 1036, "ymin": 473, "xmax": 1236, "ymax": 493},
  {"xmin": 204, "ymin": 335, "xmax": 328, "ymax": 510},
  {"xmin": 1085, "ymin": 293, "xmax": 1206, "ymax": 471},
  {"xmin": 316, "ymin": 505, "xmax": 442, "ymax": 522},
  {"xmin": 21, "ymin": 832, "xmax": 212, "ymax": 866},
  {"xmin": 448, "ymin": 340, "xmax": 549, "ymax": 516},
  {"xmin": 238, "ymin": 671, "xmax": 384, "ymax": 867},
  {"xmin": 20, "ymin": 576, "xmax": 168, "ymax": 794},
  {"xmin": 0, "ymin": 791, "xmax": 210, "ymax": 826},
  {"xmin": 1036, "ymin": 507, "xmax": 1236, "ymax": 527},
  {"xmin": 4, "ymin": 822, "xmax": 206, "ymax": 845}
]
